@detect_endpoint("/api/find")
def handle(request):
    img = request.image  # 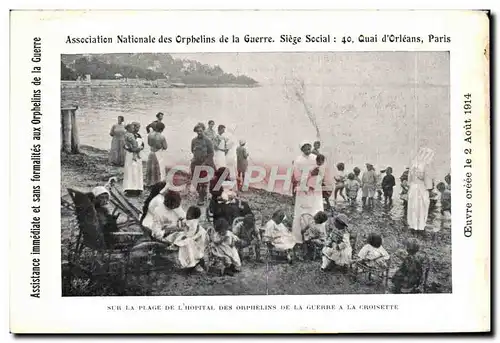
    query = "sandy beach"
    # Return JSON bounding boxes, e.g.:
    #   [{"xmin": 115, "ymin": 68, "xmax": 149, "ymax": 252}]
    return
[{"xmin": 61, "ymin": 146, "xmax": 451, "ymax": 296}]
